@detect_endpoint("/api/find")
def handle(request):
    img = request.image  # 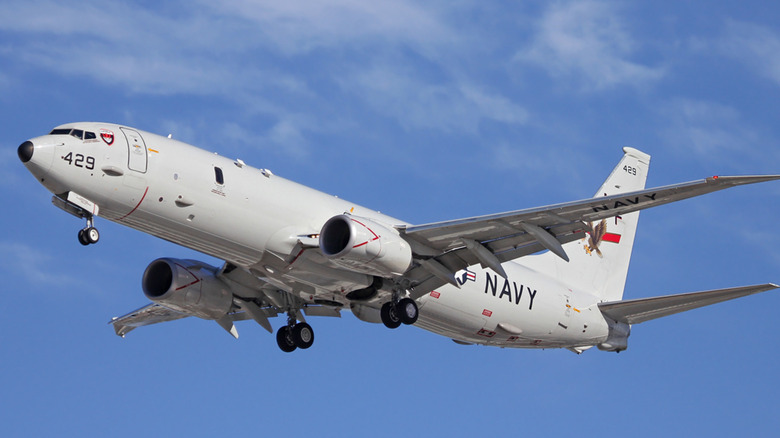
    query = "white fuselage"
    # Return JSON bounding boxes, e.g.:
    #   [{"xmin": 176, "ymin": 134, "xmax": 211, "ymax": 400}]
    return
[{"xmin": 21, "ymin": 122, "xmax": 611, "ymax": 349}]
